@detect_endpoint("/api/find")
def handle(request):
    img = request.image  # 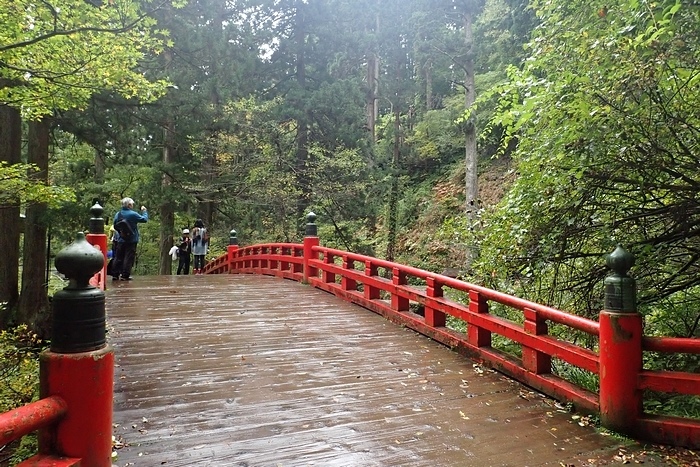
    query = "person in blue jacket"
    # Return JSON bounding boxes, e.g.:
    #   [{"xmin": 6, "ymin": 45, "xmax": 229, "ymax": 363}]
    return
[{"xmin": 112, "ymin": 197, "xmax": 148, "ymax": 281}]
